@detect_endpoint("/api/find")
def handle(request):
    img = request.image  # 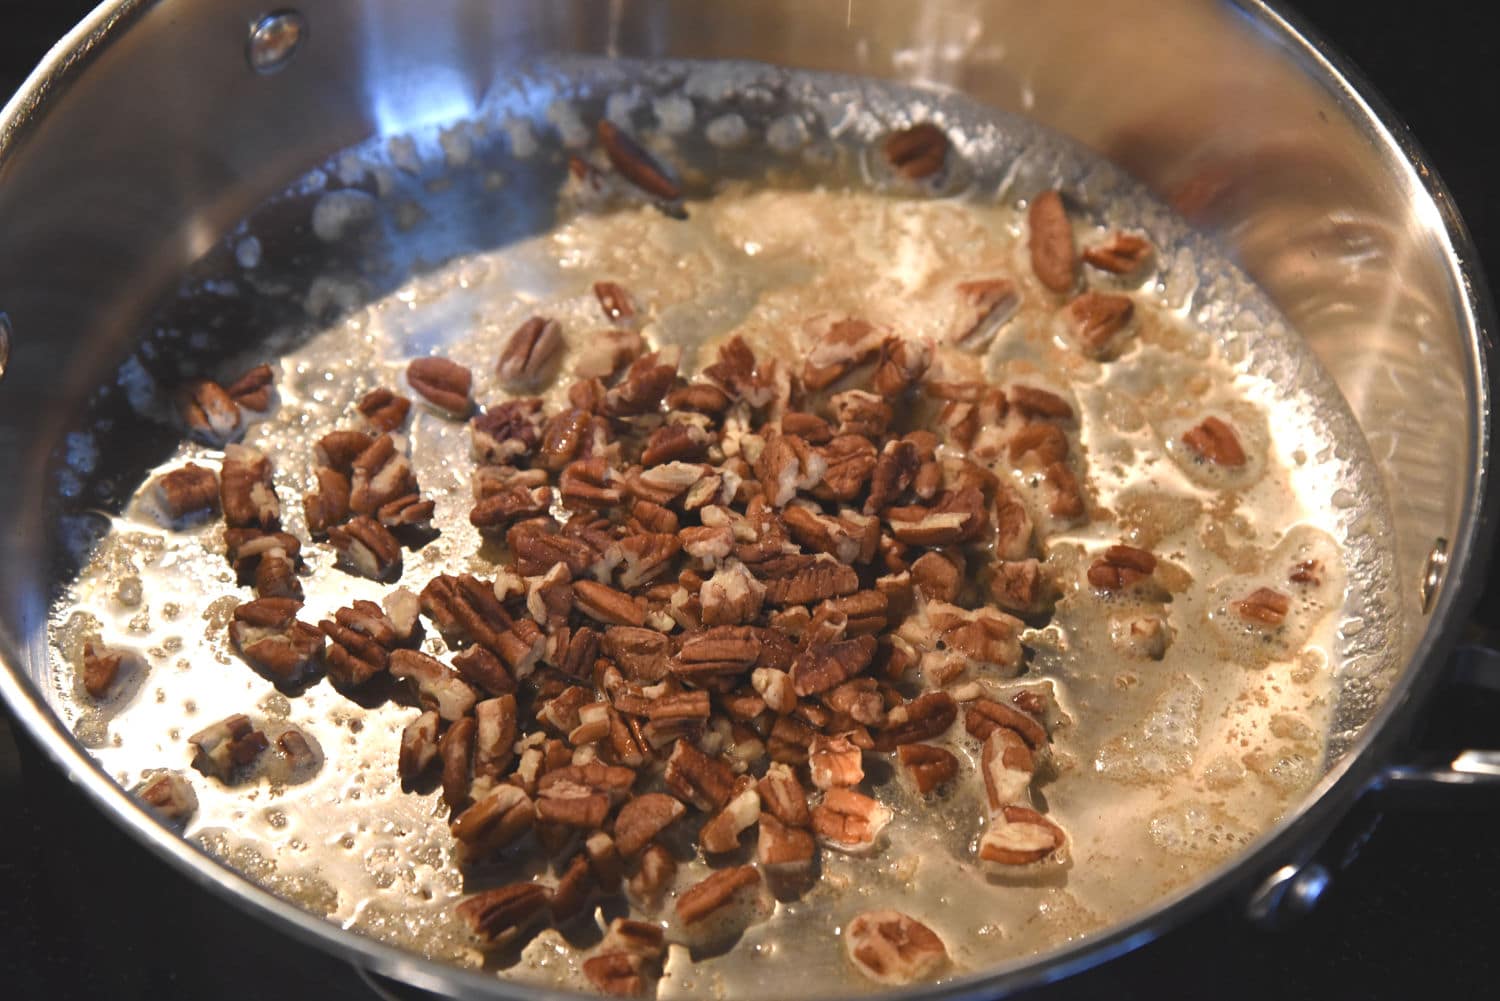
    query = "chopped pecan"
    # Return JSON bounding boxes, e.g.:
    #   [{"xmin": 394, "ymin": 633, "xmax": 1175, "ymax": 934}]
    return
[
  {"xmin": 179, "ymin": 378, "xmax": 245, "ymax": 446},
  {"xmin": 994, "ymin": 482, "xmax": 1036, "ymax": 561},
  {"xmin": 757, "ymin": 762, "xmax": 811, "ymax": 827},
  {"xmin": 602, "ymin": 627, "xmax": 670, "ymax": 682},
  {"xmin": 910, "ymin": 551, "xmax": 962, "ymax": 603},
  {"xmin": 700, "ymin": 785, "xmax": 761, "ymax": 854},
  {"xmin": 627, "ymin": 499, "xmax": 680, "ymax": 536},
  {"xmin": 220, "ymin": 445, "xmax": 280, "ymax": 530},
  {"xmin": 845, "ymin": 910, "xmax": 949, "ymax": 985},
  {"xmin": 604, "ymin": 353, "xmax": 677, "ymax": 417},
  {"xmin": 876, "ymin": 692, "xmax": 957, "ymax": 749},
  {"xmin": 808, "ymin": 734, "xmax": 865, "ymax": 790},
  {"xmin": 188, "ymin": 714, "xmax": 269, "ymax": 780},
  {"xmin": 136, "ymin": 772, "xmax": 198, "ymax": 824},
  {"xmin": 1083, "ymin": 231, "xmax": 1153, "ymax": 274},
  {"xmin": 964, "ymin": 698, "xmax": 1047, "ymax": 748},
  {"xmin": 475, "ymin": 695, "xmax": 520, "ymax": 777},
  {"xmin": 663, "ymin": 740, "xmax": 736, "ymax": 812},
  {"xmin": 1290, "ymin": 559, "xmax": 1324, "ymax": 587},
  {"xmin": 455, "ymin": 882, "xmax": 551, "ymax": 947},
  {"xmin": 319, "ymin": 600, "xmax": 401, "ymax": 687},
  {"xmin": 81, "ymin": 641, "xmax": 133, "ymax": 698},
  {"xmin": 389, "ymin": 649, "xmax": 477, "ymax": 721},
  {"xmin": 449, "ymin": 645, "xmax": 509, "ymax": 696},
  {"xmin": 440, "ymin": 717, "xmax": 476, "ymax": 810},
  {"xmin": 349, "ymin": 434, "xmax": 418, "ymax": 516},
  {"xmin": 452, "ymin": 784, "xmax": 535, "ymax": 861},
  {"xmin": 1010, "ymin": 385, "xmax": 1074, "ymax": 420},
  {"xmin": 1027, "ymin": 189, "xmax": 1077, "ymax": 293},
  {"xmin": 150, "ymin": 464, "xmax": 220, "ymax": 526},
  {"xmin": 224, "ymin": 364, "xmax": 275, "ymax": 412},
  {"xmin": 667, "ymin": 381, "xmax": 732, "ymax": 415},
  {"xmin": 1066, "ymin": 291, "xmax": 1135, "ymax": 359},
  {"xmin": 613, "ymin": 793, "xmax": 686, "ymax": 857},
  {"xmin": 398, "ymin": 710, "xmax": 440, "ymax": 781},
  {"xmin": 327, "ymin": 516, "xmax": 403, "ymax": 581},
  {"xmin": 536, "ymin": 686, "xmax": 596, "ymax": 735},
  {"xmin": 316, "ymin": 430, "xmax": 375, "ymax": 472},
  {"xmin": 676, "ymin": 865, "xmax": 763, "ymax": 926},
  {"xmin": 641, "ymin": 422, "xmax": 711, "ymax": 466},
  {"xmin": 814, "ymin": 434, "xmax": 878, "ymax": 503},
  {"xmin": 885, "ymin": 488, "xmax": 987, "ymax": 546},
  {"xmin": 406, "ymin": 356, "xmax": 473, "ymax": 416},
  {"xmin": 767, "ymin": 714, "xmax": 816, "ymax": 764},
  {"xmin": 872, "ymin": 337, "xmax": 933, "ymax": 397},
  {"xmin": 229, "ymin": 597, "xmax": 323, "ymax": 681},
  {"xmin": 536, "ymin": 762, "xmax": 637, "ymax": 805},
  {"xmin": 586, "ymin": 831, "xmax": 624, "ymax": 890},
  {"xmin": 472, "ymin": 398, "xmax": 544, "ymax": 464},
  {"xmin": 1042, "ymin": 460, "xmax": 1086, "ymax": 518},
  {"xmin": 1233, "ymin": 586, "xmax": 1291, "ymax": 625},
  {"xmin": 883, "ymin": 122, "xmax": 949, "ymax": 180},
  {"xmin": 583, "ymin": 952, "xmax": 655, "ymax": 998},
  {"xmin": 646, "ymin": 690, "xmax": 711, "ymax": 724},
  {"xmin": 865, "ymin": 440, "xmax": 920, "ymax": 515},
  {"xmin": 616, "ymin": 533, "xmax": 680, "ymax": 590},
  {"xmin": 628, "ymin": 843, "xmax": 677, "ymax": 907},
  {"xmin": 824, "ymin": 678, "xmax": 887, "ymax": 727},
  {"xmin": 952, "ymin": 278, "xmax": 1019, "ymax": 349},
  {"xmin": 223, "ymin": 528, "xmax": 302, "ymax": 597},
  {"xmin": 978, "ymin": 805, "xmax": 1066, "ymax": 865},
  {"xmin": 357, "ymin": 386, "xmax": 411, "ymax": 431},
  {"xmin": 700, "ymin": 561, "xmax": 767, "ymax": 626},
  {"xmin": 1111, "ymin": 614, "xmax": 1172, "ymax": 660},
  {"xmin": 575, "ymin": 329, "xmax": 646, "ymax": 381},
  {"xmin": 574, "ymin": 579, "xmax": 646, "ymax": 627},
  {"xmin": 750, "ymin": 667, "xmax": 797, "ymax": 715},
  {"xmin": 509, "ymin": 523, "xmax": 603, "ymax": 578},
  {"xmin": 536, "ymin": 780, "xmax": 610, "ymax": 828},
  {"xmin": 1087, "ymin": 544, "xmax": 1158, "ymax": 591},
  {"xmin": 681, "ymin": 525, "xmax": 734, "ymax": 566},
  {"xmin": 830, "ymin": 390, "xmax": 893, "ymax": 439},
  {"xmin": 471, "ymin": 482, "xmax": 553, "ymax": 533},
  {"xmin": 758, "ymin": 813, "xmax": 817, "ymax": 874},
  {"xmin": 988, "ymin": 559, "xmax": 1053, "ymax": 616},
  {"xmin": 981, "ymin": 727, "xmax": 1035, "ymax": 811},
  {"xmin": 672, "ymin": 625, "xmax": 762, "ymax": 679},
  {"xmin": 897, "ymin": 744, "xmax": 959, "ymax": 795},
  {"xmin": 1182, "ymin": 415, "xmax": 1247, "ymax": 467},
  {"xmin": 497, "ymin": 315, "xmax": 563, "ymax": 389},
  {"xmin": 303, "ymin": 467, "xmax": 351, "ymax": 538},
  {"xmin": 625, "ymin": 461, "xmax": 710, "ymax": 506},
  {"xmin": 550, "ymin": 854, "xmax": 595, "ymax": 921},
  {"xmin": 811, "ymin": 787, "xmax": 893, "ymax": 855},
  {"xmin": 378, "ymin": 492, "xmax": 436, "ymax": 534},
  {"xmin": 790, "ymin": 635, "xmax": 877, "ymax": 697}
]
